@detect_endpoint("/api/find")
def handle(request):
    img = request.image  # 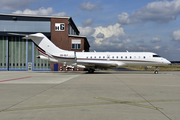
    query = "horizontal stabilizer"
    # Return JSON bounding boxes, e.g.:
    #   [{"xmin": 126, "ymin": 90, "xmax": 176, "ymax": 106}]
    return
[
  {"xmin": 8, "ymin": 33, "xmax": 27, "ymax": 36},
  {"xmin": 8, "ymin": 33, "xmax": 44, "ymax": 39}
]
